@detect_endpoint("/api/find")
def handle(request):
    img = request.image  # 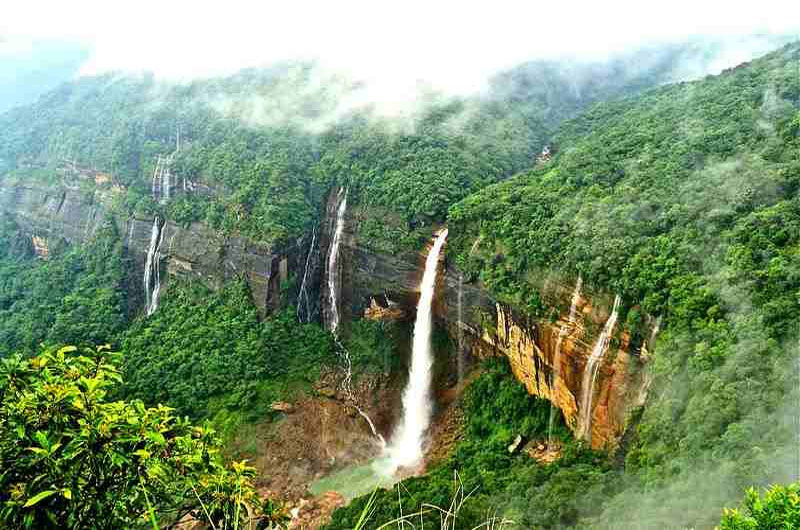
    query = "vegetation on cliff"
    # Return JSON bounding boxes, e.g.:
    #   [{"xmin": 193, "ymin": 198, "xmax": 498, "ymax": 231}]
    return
[
  {"xmin": 448, "ymin": 42, "xmax": 800, "ymax": 527},
  {"xmin": 0, "ymin": 38, "xmax": 797, "ymax": 529},
  {"xmin": 120, "ymin": 280, "xmax": 336, "ymax": 429},
  {"xmin": 0, "ymin": 218, "xmax": 127, "ymax": 356}
]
